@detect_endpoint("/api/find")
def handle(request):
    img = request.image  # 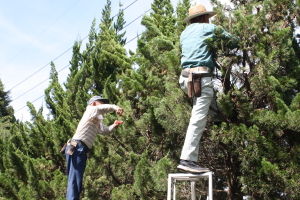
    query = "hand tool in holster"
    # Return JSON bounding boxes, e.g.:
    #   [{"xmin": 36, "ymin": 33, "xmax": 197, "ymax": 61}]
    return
[{"xmin": 181, "ymin": 70, "xmax": 212, "ymax": 106}]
